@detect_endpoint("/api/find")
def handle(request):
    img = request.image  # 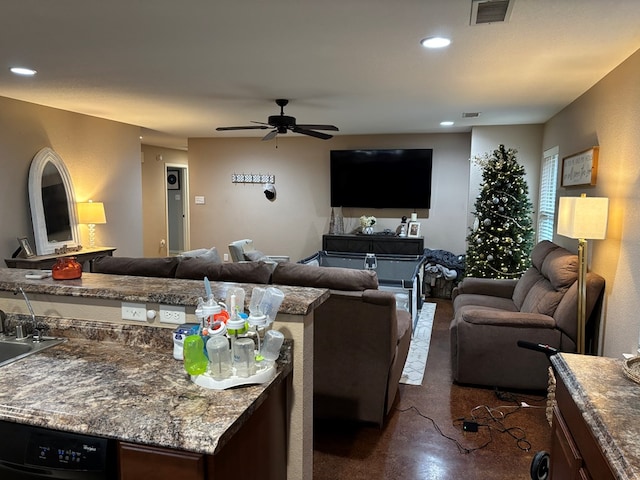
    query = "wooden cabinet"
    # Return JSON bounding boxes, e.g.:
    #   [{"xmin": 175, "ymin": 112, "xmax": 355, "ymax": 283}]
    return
[
  {"xmin": 118, "ymin": 374, "xmax": 288, "ymax": 480},
  {"xmin": 322, "ymin": 234, "xmax": 424, "ymax": 255},
  {"xmin": 551, "ymin": 373, "xmax": 614, "ymax": 480}
]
